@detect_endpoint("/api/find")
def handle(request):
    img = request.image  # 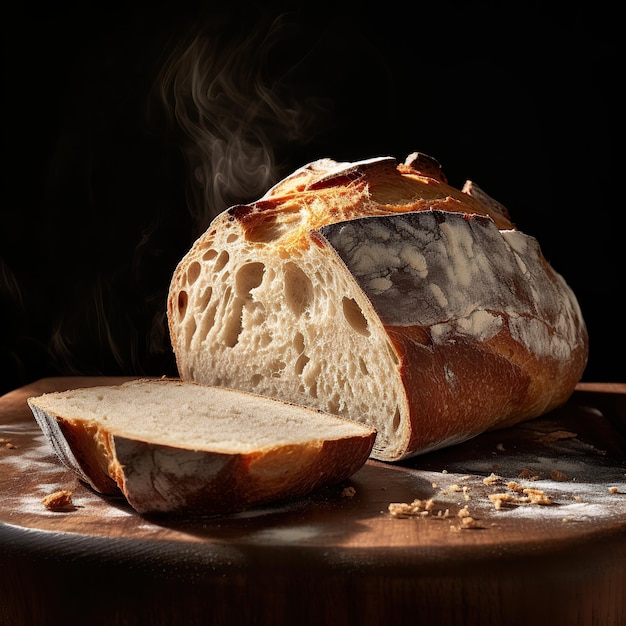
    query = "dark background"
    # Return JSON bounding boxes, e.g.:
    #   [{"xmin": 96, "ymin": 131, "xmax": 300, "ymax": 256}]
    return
[{"xmin": 2, "ymin": 1, "xmax": 623, "ymax": 396}]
